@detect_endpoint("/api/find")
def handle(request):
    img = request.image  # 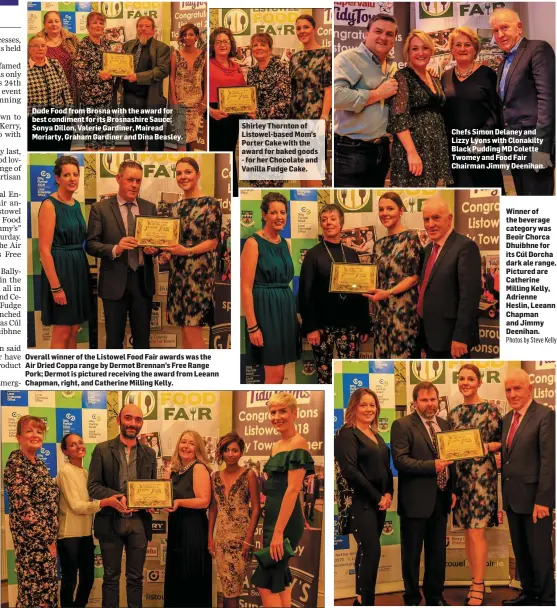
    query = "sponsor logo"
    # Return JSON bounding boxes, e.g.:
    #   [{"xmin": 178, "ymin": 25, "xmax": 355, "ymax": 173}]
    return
[
  {"xmin": 241, "ymin": 209, "xmax": 254, "ymax": 227},
  {"xmin": 151, "ymin": 521, "xmax": 166, "ymax": 534},
  {"xmin": 382, "ymin": 520, "xmax": 394, "ymax": 535},
  {"xmin": 378, "ymin": 417, "xmax": 389, "ymax": 433},
  {"xmin": 146, "ymin": 547, "xmax": 158, "ymax": 558},
  {"xmin": 301, "ymin": 359, "xmax": 316, "ymax": 376},
  {"xmin": 419, "ymin": 2, "xmax": 453, "ymax": 18},
  {"xmin": 146, "ymin": 569, "xmax": 165, "ymax": 582}
]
